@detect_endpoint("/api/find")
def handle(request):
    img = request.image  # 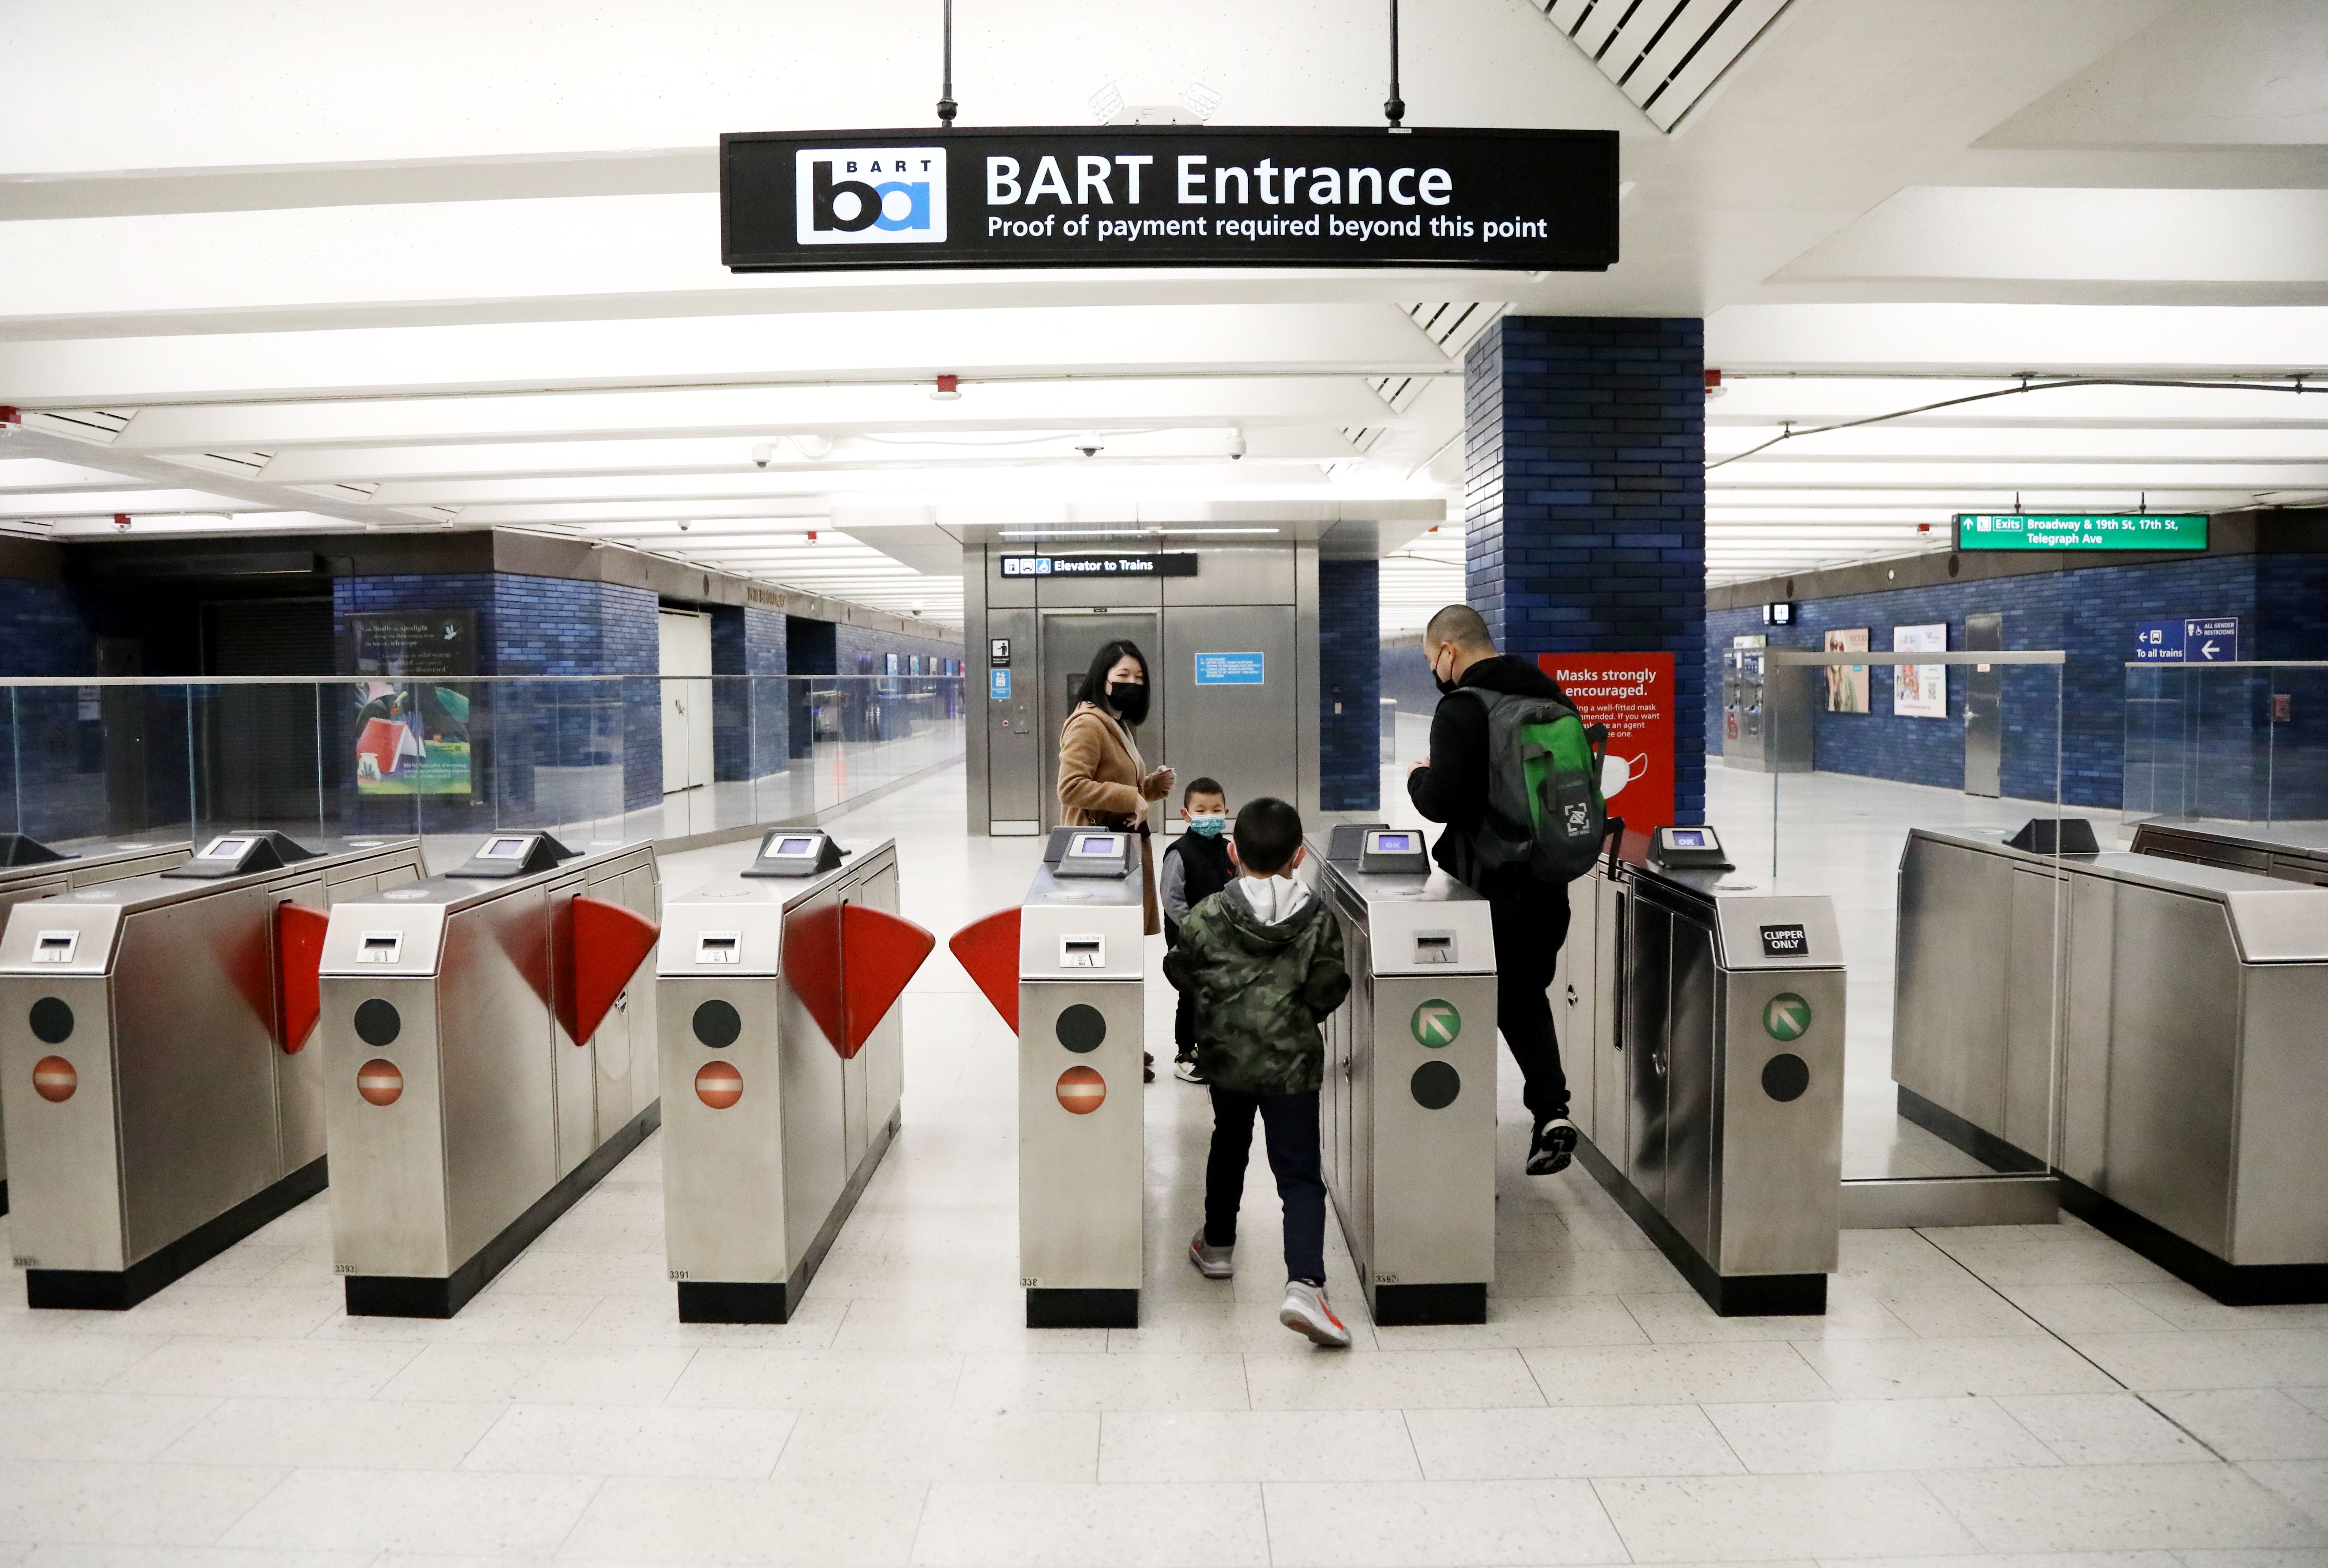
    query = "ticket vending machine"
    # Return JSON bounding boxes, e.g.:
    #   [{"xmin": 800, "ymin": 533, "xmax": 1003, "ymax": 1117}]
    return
[
  {"xmin": 317, "ymin": 833, "xmax": 661, "ymax": 1317},
  {"xmin": 0, "ymin": 832, "xmax": 425, "ymax": 1308},
  {"xmin": 657, "ymin": 829, "xmax": 932, "ymax": 1323},
  {"xmin": 1306, "ymin": 826, "xmax": 1498, "ymax": 1324},
  {"xmin": 0, "ymin": 833, "xmax": 192, "ymax": 1216},
  {"xmin": 951, "ymin": 828, "xmax": 1148, "ymax": 1327}
]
